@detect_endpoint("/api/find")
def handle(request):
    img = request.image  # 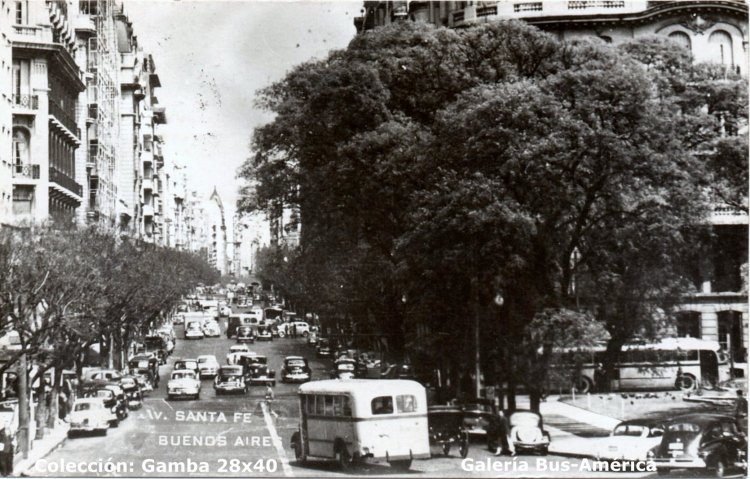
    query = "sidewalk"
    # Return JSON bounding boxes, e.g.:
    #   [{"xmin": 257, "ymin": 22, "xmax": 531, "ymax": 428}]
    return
[{"xmin": 13, "ymin": 420, "xmax": 69, "ymax": 476}]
